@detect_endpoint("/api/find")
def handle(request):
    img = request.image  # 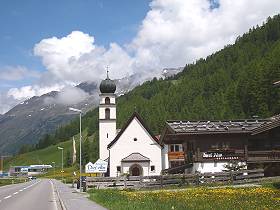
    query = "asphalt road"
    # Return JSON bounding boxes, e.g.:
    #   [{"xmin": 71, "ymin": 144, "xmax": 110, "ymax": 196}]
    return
[{"xmin": 0, "ymin": 179, "xmax": 59, "ymax": 210}]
